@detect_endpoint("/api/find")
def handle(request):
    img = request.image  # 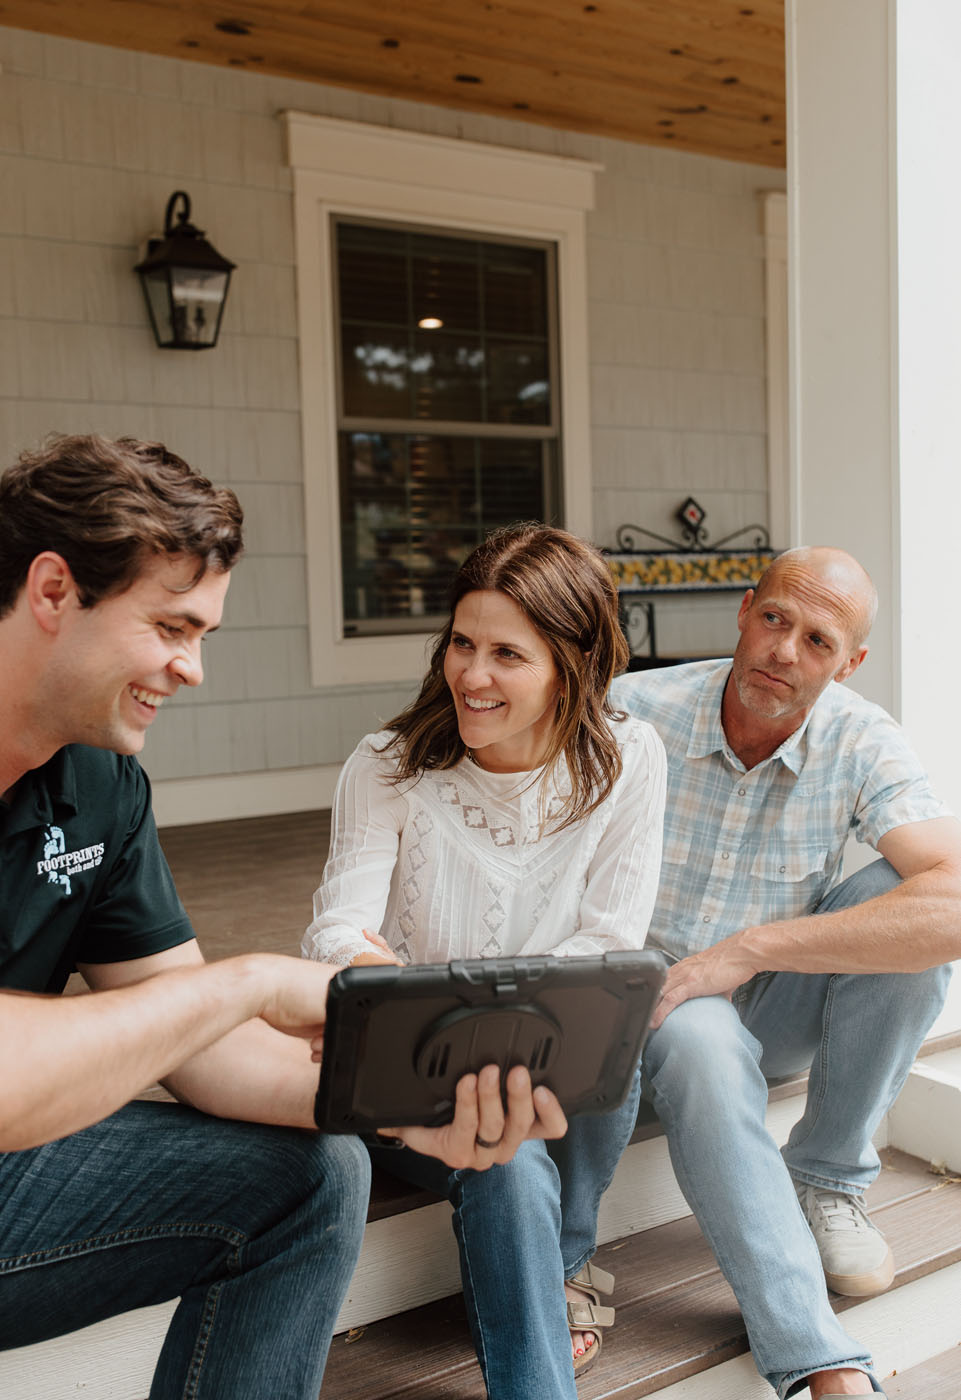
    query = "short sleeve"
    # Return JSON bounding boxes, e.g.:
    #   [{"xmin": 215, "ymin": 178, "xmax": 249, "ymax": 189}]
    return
[
  {"xmin": 849, "ymin": 713, "xmax": 949, "ymax": 850},
  {"xmin": 75, "ymin": 760, "xmax": 194, "ymax": 964}
]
